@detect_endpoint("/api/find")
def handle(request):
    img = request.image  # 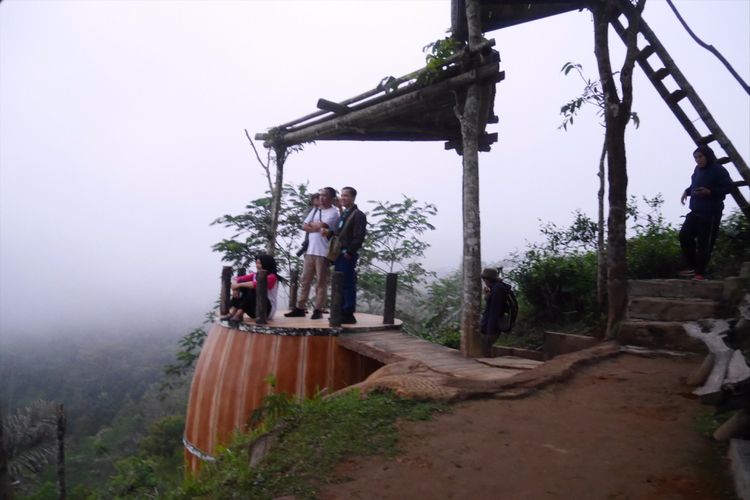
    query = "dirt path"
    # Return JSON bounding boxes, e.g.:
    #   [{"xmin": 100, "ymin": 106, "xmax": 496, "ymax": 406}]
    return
[{"xmin": 320, "ymin": 355, "xmax": 734, "ymax": 500}]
